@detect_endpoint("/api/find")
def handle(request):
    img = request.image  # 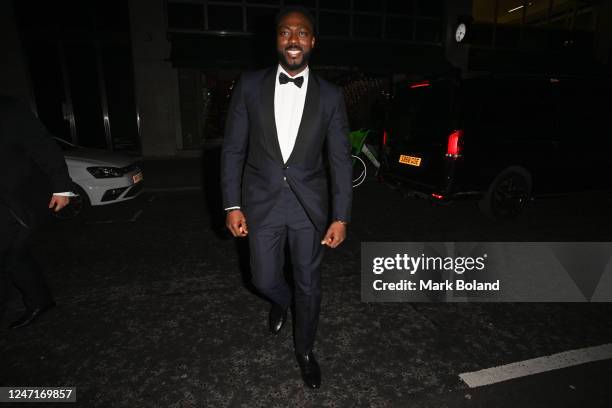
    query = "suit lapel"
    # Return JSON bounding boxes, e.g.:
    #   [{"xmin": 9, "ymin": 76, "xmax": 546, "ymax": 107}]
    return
[
  {"xmin": 260, "ymin": 67, "xmax": 284, "ymax": 164},
  {"xmin": 286, "ymin": 71, "xmax": 320, "ymax": 166}
]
